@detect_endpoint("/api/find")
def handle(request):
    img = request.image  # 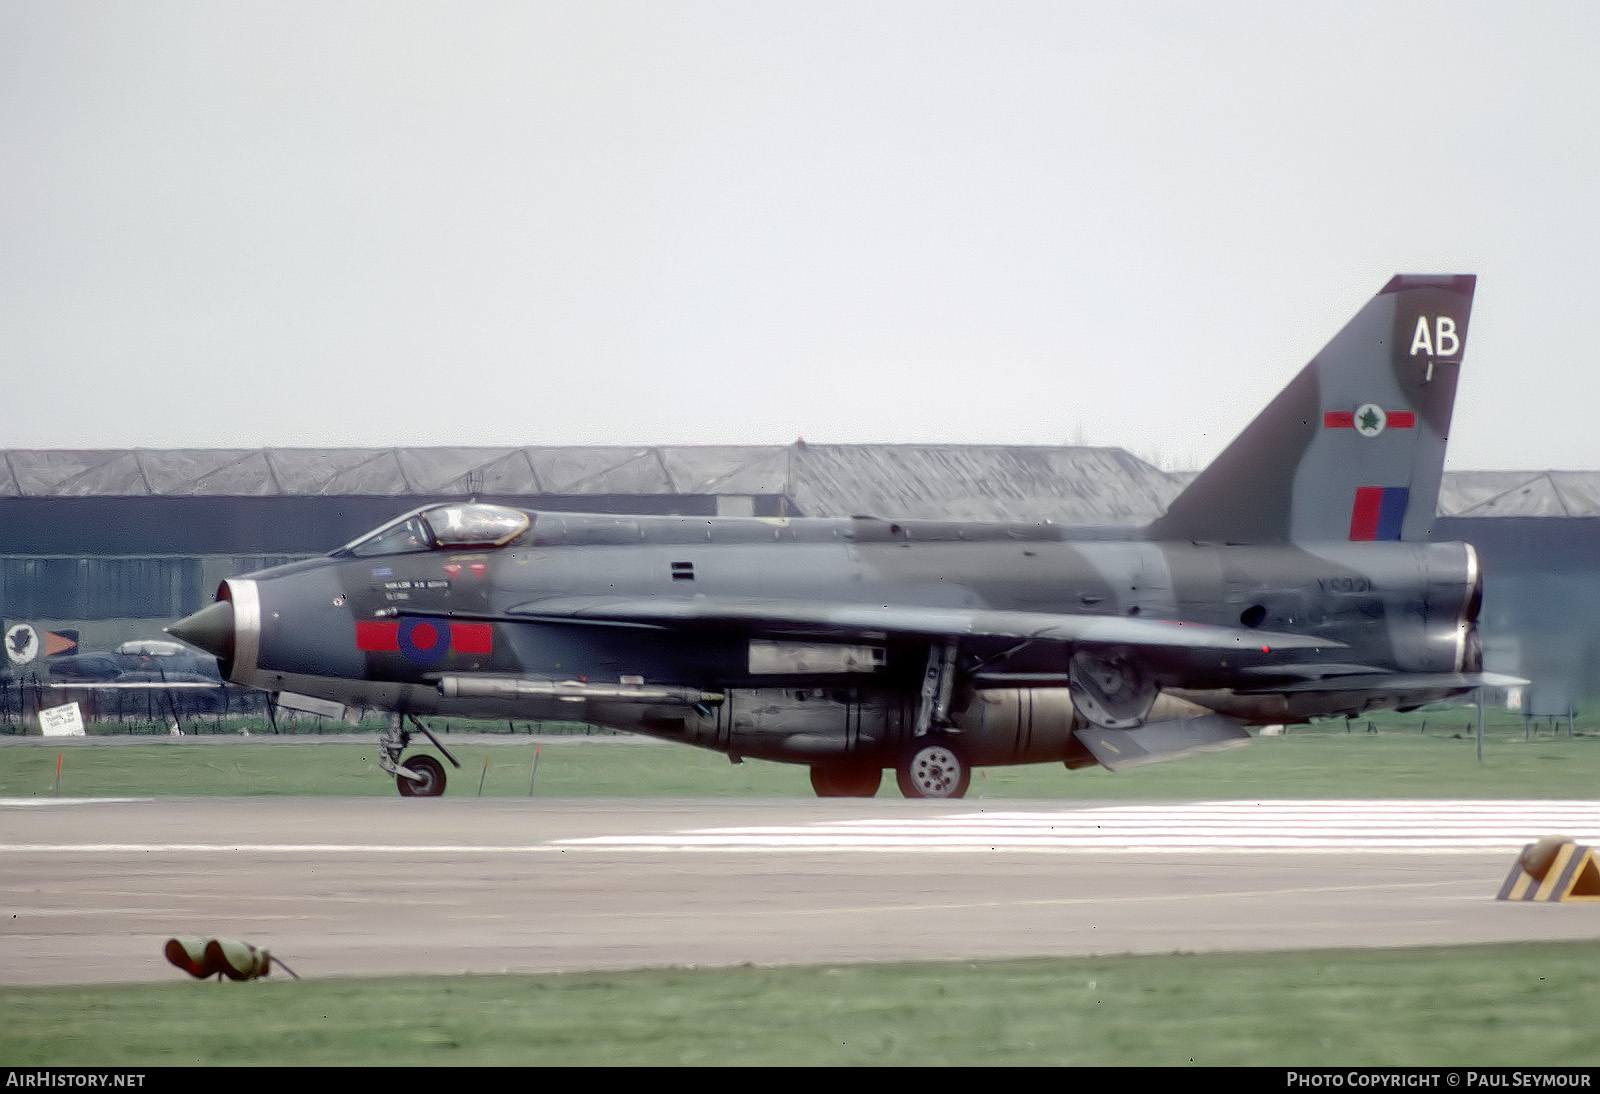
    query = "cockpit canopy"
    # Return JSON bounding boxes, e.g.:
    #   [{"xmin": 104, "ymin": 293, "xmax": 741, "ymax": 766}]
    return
[
  {"xmin": 339, "ymin": 503, "xmax": 532, "ymax": 558},
  {"xmin": 117, "ymin": 639, "xmax": 189, "ymax": 657}
]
